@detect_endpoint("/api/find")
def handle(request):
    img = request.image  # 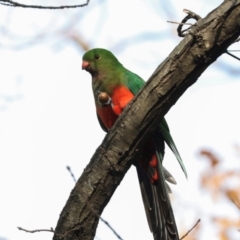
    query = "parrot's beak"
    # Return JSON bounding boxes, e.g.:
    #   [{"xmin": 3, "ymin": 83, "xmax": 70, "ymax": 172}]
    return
[{"xmin": 82, "ymin": 61, "xmax": 90, "ymax": 70}]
